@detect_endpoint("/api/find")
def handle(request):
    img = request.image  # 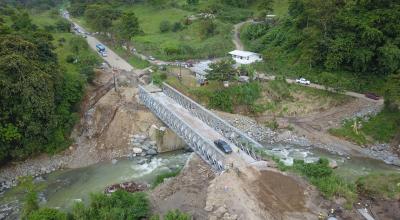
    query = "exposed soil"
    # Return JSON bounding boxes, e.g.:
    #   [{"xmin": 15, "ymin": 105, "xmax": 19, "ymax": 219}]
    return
[
  {"xmin": 360, "ymin": 198, "xmax": 400, "ymax": 220},
  {"xmin": 150, "ymin": 154, "xmax": 215, "ymax": 219},
  {"xmin": 205, "ymin": 164, "xmax": 327, "ymax": 220}
]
